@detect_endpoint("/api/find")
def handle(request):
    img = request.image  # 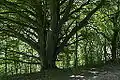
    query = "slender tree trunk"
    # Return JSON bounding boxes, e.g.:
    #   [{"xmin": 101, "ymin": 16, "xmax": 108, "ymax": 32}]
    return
[
  {"xmin": 111, "ymin": 29, "xmax": 118, "ymax": 61},
  {"xmin": 5, "ymin": 48, "xmax": 7, "ymax": 76},
  {"xmin": 84, "ymin": 42, "xmax": 88, "ymax": 66},
  {"xmin": 111, "ymin": 5, "xmax": 119, "ymax": 61},
  {"xmin": 74, "ymin": 22, "xmax": 78, "ymax": 68},
  {"xmin": 104, "ymin": 39, "xmax": 107, "ymax": 63}
]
